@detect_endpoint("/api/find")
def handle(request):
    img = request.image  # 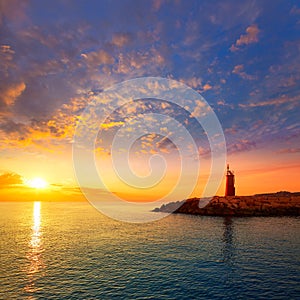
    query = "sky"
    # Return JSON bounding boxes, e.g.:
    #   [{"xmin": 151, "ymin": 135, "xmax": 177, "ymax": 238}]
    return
[{"xmin": 0, "ymin": 0, "xmax": 299, "ymax": 203}]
